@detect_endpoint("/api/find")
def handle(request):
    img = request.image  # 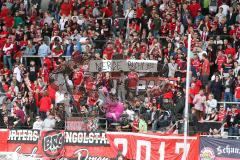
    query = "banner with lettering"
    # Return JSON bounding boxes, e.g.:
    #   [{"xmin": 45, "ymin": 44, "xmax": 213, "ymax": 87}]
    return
[
  {"xmin": 0, "ymin": 130, "xmax": 200, "ymax": 160},
  {"xmin": 200, "ymin": 136, "xmax": 240, "ymax": 160},
  {"xmin": 89, "ymin": 60, "xmax": 158, "ymax": 72},
  {"xmin": 1, "ymin": 129, "xmax": 114, "ymax": 160},
  {"xmin": 106, "ymin": 132, "xmax": 199, "ymax": 160}
]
